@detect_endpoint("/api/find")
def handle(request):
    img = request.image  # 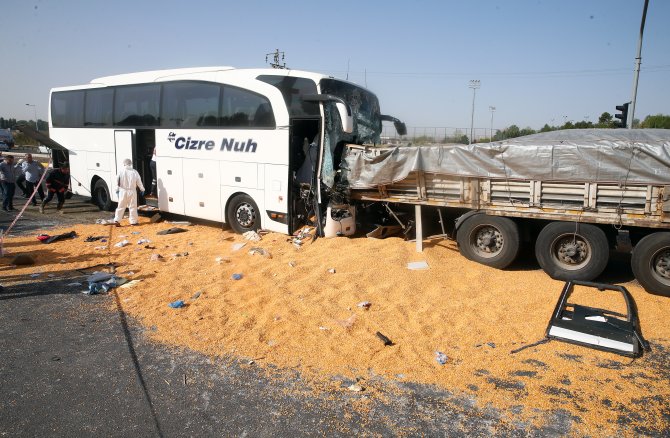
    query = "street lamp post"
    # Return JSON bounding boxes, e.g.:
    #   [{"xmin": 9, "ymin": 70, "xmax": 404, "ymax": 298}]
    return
[
  {"xmin": 489, "ymin": 106, "xmax": 496, "ymax": 141},
  {"xmin": 25, "ymin": 103, "xmax": 38, "ymax": 132},
  {"xmin": 468, "ymin": 80, "xmax": 480, "ymax": 144}
]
